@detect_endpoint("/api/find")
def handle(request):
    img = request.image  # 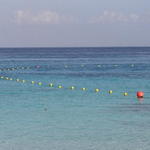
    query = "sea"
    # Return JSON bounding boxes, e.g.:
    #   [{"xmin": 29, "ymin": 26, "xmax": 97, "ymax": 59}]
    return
[{"xmin": 0, "ymin": 47, "xmax": 150, "ymax": 150}]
